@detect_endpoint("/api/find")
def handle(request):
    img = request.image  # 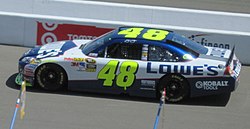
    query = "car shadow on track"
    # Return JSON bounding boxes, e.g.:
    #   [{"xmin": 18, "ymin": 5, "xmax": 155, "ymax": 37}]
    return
[{"xmin": 6, "ymin": 73, "xmax": 230, "ymax": 107}]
